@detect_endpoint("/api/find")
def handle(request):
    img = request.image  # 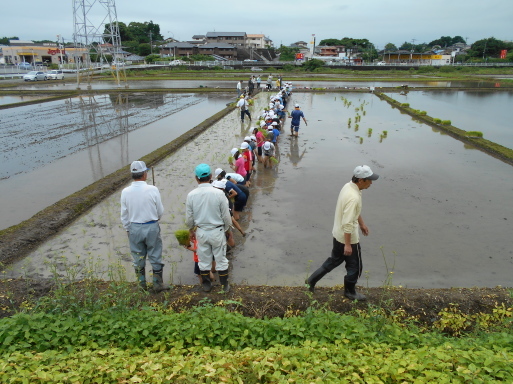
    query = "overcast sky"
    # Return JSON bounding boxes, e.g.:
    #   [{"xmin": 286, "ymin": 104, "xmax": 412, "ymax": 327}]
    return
[{"xmin": 2, "ymin": 0, "xmax": 511, "ymax": 48}]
